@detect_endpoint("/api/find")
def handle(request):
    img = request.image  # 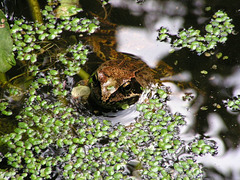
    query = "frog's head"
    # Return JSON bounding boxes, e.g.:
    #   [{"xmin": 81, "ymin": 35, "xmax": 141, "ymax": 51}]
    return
[{"xmin": 88, "ymin": 58, "xmax": 154, "ymax": 111}]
